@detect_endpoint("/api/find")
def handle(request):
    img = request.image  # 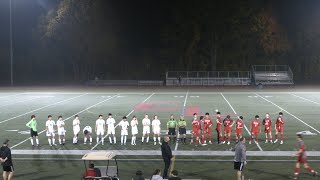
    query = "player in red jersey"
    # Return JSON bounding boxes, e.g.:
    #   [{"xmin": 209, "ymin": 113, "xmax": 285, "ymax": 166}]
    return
[
  {"xmin": 191, "ymin": 113, "xmax": 201, "ymax": 146},
  {"xmin": 215, "ymin": 112, "xmax": 223, "ymax": 144},
  {"xmin": 223, "ymin": 115, "xmax": 234, "ymax": 145},
  {"xmin": 292, "ymin": 134, "xmax": 318, "ymax": 179},
  {"xmin": 202, "ymin": 112, "xmax": 213, "ymax": 144},
  {"xmin": 274, "ymin": 112, "xmax": 285, "ymax": 144},
  {"xmin": 249, "ymin": 115, "xmax": 261, "ymax": 144},
  {"xmin": 235, "ymin": 116, "xmax": 244, "ymax": 142},
  {"xmin": 262, "ymin": 113, "xmax": 273, "ymax": 143}
]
